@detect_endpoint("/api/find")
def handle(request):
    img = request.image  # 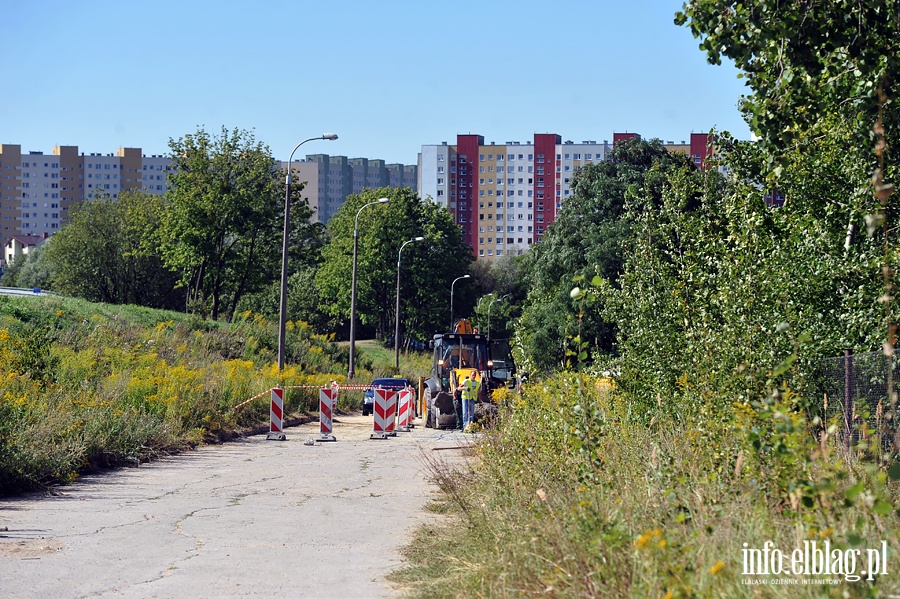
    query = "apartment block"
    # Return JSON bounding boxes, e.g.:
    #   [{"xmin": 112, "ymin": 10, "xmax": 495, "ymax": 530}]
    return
[
  {"xmin": 418, "ymin": 134, "xmax": 616, "ymax": 260},
  {"xmin": 0, "ymin": 143, "xmax": 418, "ymax": 250},
  {"xmin": 282, "ymin": 154, "xmax": 417, "ymax": 223},
  {"xmin": 419, "ymin": 132, "xmax": 714, "ymax": 261},
  {"xmin": 0, "ymin": 144, "xmax": 171, "ymax": 243}
]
